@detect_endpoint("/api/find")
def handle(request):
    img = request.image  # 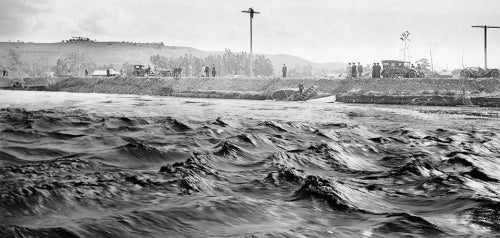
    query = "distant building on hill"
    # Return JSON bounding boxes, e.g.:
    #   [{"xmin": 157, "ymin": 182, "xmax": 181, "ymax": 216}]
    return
[{"xmin": 65, "ymin": 37, "xmax": 93, "ymax": 43}]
